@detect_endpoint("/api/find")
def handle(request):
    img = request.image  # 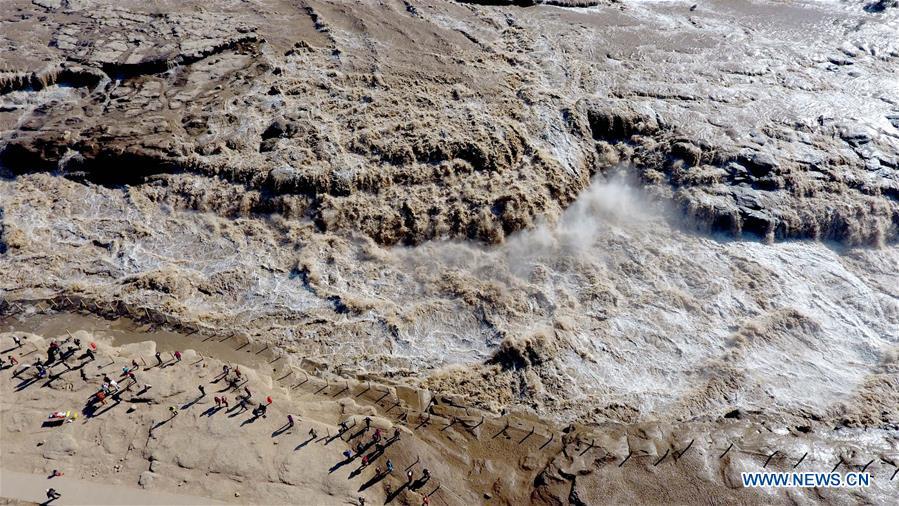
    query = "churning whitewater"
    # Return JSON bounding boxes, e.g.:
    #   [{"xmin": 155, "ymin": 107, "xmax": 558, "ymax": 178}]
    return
[{"xmin": 2, "ymin": 172, "xmax": 896, "ymax": 425}]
